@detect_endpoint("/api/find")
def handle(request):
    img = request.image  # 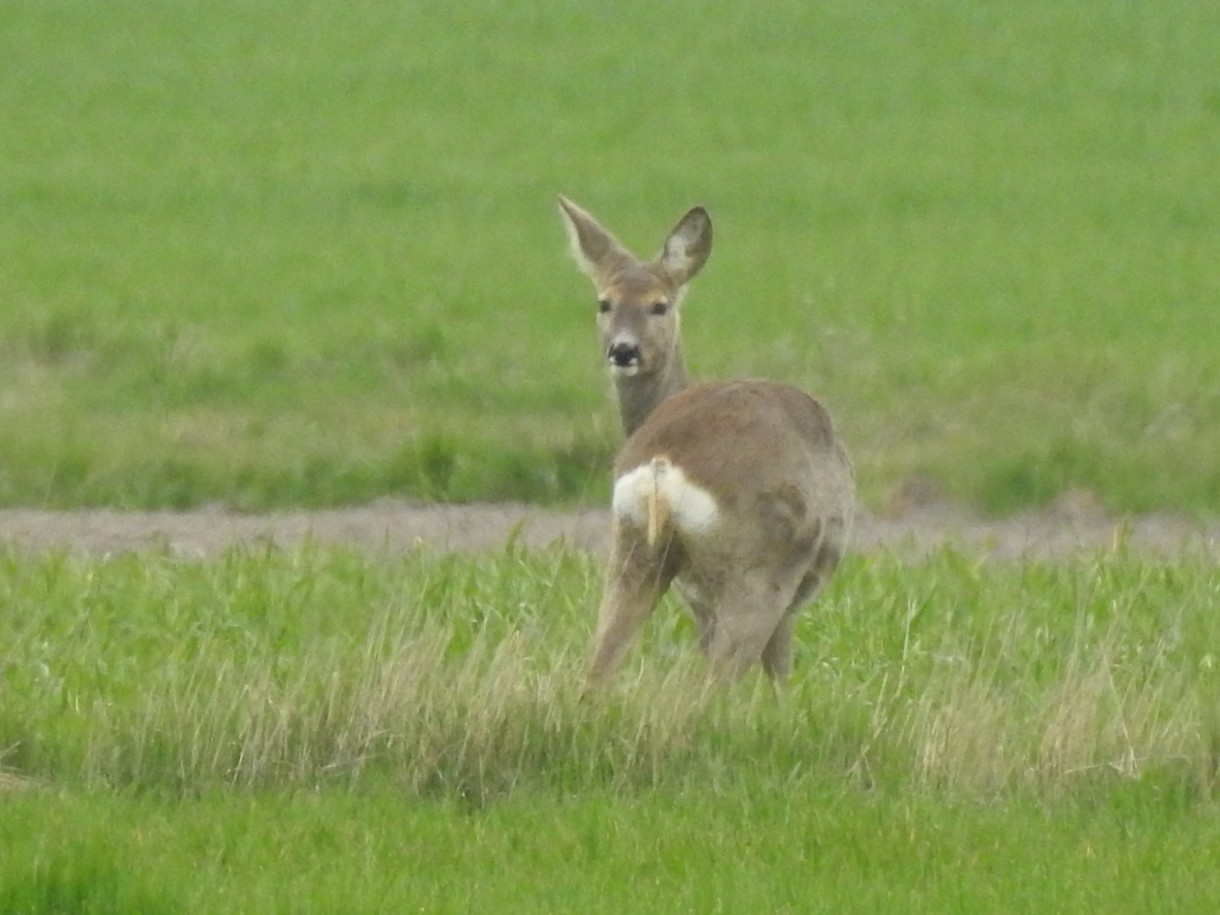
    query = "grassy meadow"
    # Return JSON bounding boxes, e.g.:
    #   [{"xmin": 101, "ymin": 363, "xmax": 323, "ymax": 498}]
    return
[
  {"xmin": 2, "ymin": 0, "xmax": 1219, "ymax": 513},
  {"xmin": 2, "ymin": 544, "xmax": 1220, "ymax": 911},
  {"xmin": 4, "ymin": 1, "xmax": 1220, "ymax": 911}
]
